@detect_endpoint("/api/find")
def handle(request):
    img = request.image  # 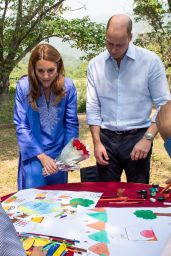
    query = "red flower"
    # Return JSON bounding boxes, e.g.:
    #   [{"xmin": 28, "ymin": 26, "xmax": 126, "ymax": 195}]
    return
[{"xmin": 73, "ymin": 139, "xmax": 89, "ymax": 156}]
